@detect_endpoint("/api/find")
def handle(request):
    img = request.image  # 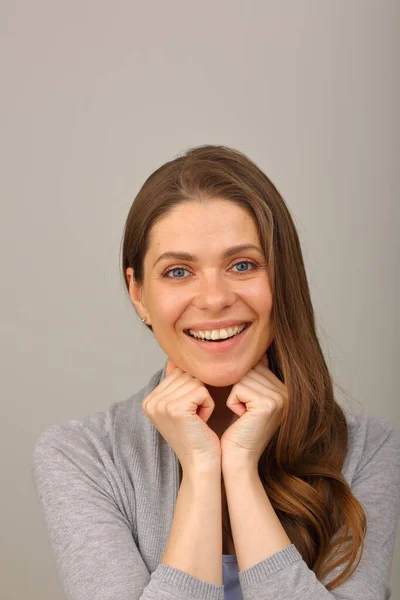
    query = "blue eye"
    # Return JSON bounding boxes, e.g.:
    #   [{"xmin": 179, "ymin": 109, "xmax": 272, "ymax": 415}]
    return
[
  {"xmin": 232, "ymin": 260, "xmax": 257, "ymax": 273},
  {"xmin": 162, "ymin": 260, "xmax": 258, "ymax": 279},
  {"xmin": 163, "ymin": 266, "xmax": 190, "ymax": 279}
]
